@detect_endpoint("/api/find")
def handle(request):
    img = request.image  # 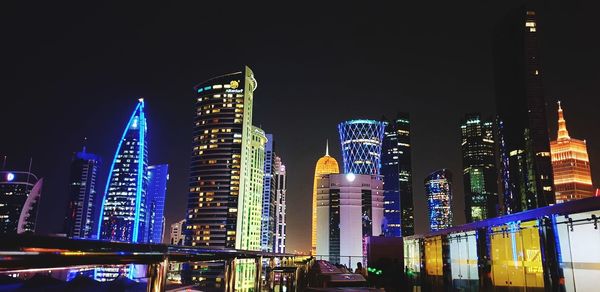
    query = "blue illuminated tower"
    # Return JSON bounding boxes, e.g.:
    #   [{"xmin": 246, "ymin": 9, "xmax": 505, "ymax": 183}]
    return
[
  {"xmin": 98, "ymin": 99, "xmax": 148, "ymax": 243},
  {"xmin": 424, "ymin": 169, "xmax": 453, "ymax": 231},
  {"xmin": 146, "ymin": 164, "xmax": 168, "ymax": 243},
  {"xmin": 64, "ymin": 148, "xmax": 101, "ymax": 239},
  {"xmin": 337, "ymin": 120, "xmax": 387, "ymax": 175},
  {"xmin": 381, "ymin": 113, "xmax": 414, "ymax": 237},
  {"xmin": 260, "ymin": 134, "xmax": 275, "ymax": 252}
]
